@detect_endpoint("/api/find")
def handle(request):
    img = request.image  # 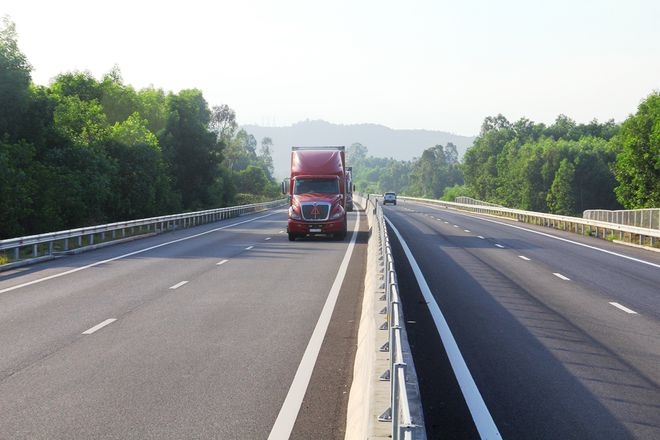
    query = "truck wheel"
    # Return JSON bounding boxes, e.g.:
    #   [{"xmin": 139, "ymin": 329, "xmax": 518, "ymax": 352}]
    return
[
  {"xmin": 335, "ymin": 220, "xmax": 347, "ymax": 240},
  {"xmin": 288, "ymin": 233, "xmax": 297, "ymax": 241}
]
